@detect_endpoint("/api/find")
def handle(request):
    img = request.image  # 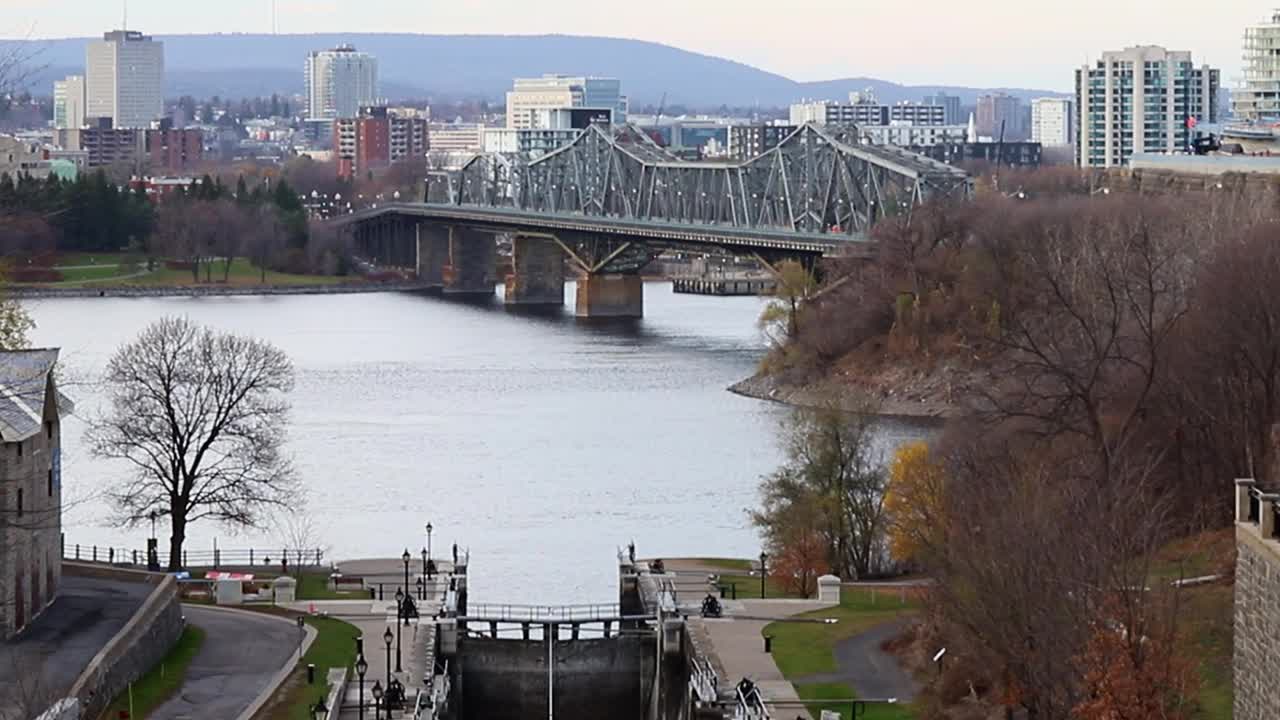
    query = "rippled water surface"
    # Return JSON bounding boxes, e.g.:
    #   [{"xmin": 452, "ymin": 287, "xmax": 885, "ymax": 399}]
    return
[{"xmin": 31, "ymin": 283, "xmax": 931, "ymax": 604}]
